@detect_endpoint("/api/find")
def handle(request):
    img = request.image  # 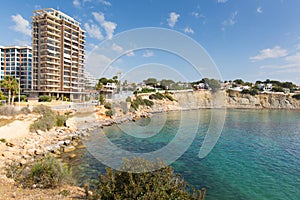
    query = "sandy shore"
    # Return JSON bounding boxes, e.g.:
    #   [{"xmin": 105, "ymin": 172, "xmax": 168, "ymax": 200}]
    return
[{"xmin": 0, "ymin": 117, "xmax": 37, "ymax": 140}]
